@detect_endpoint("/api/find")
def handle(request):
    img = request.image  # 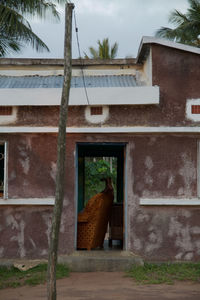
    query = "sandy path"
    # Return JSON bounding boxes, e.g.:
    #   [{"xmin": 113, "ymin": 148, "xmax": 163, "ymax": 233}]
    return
[{"xmin": 0, "ymin": 272, "xmax": 200, "ymax": 300}]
